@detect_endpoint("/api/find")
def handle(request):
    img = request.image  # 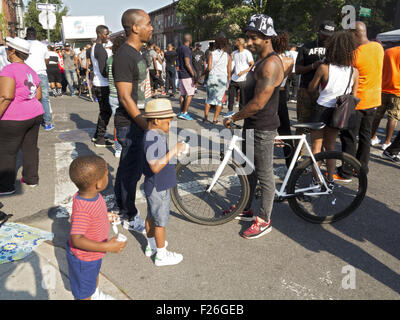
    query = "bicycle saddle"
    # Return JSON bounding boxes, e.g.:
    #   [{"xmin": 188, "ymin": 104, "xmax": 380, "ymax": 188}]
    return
[{"xmin": 292, "ymin": 122, "xmax": 326, "ymax": 130}]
